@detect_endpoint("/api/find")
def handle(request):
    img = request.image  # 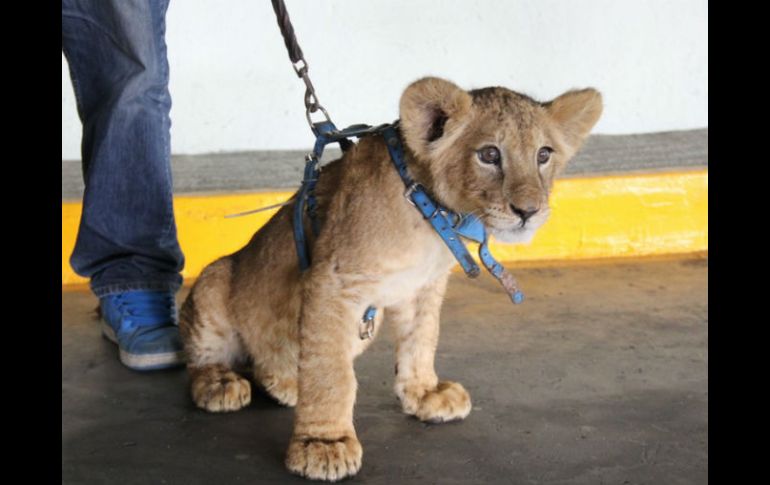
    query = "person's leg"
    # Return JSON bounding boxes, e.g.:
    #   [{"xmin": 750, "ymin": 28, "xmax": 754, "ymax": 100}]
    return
[{"xmin": 62, "ymin": 0, "xmax": 185, "ymax": 370}]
